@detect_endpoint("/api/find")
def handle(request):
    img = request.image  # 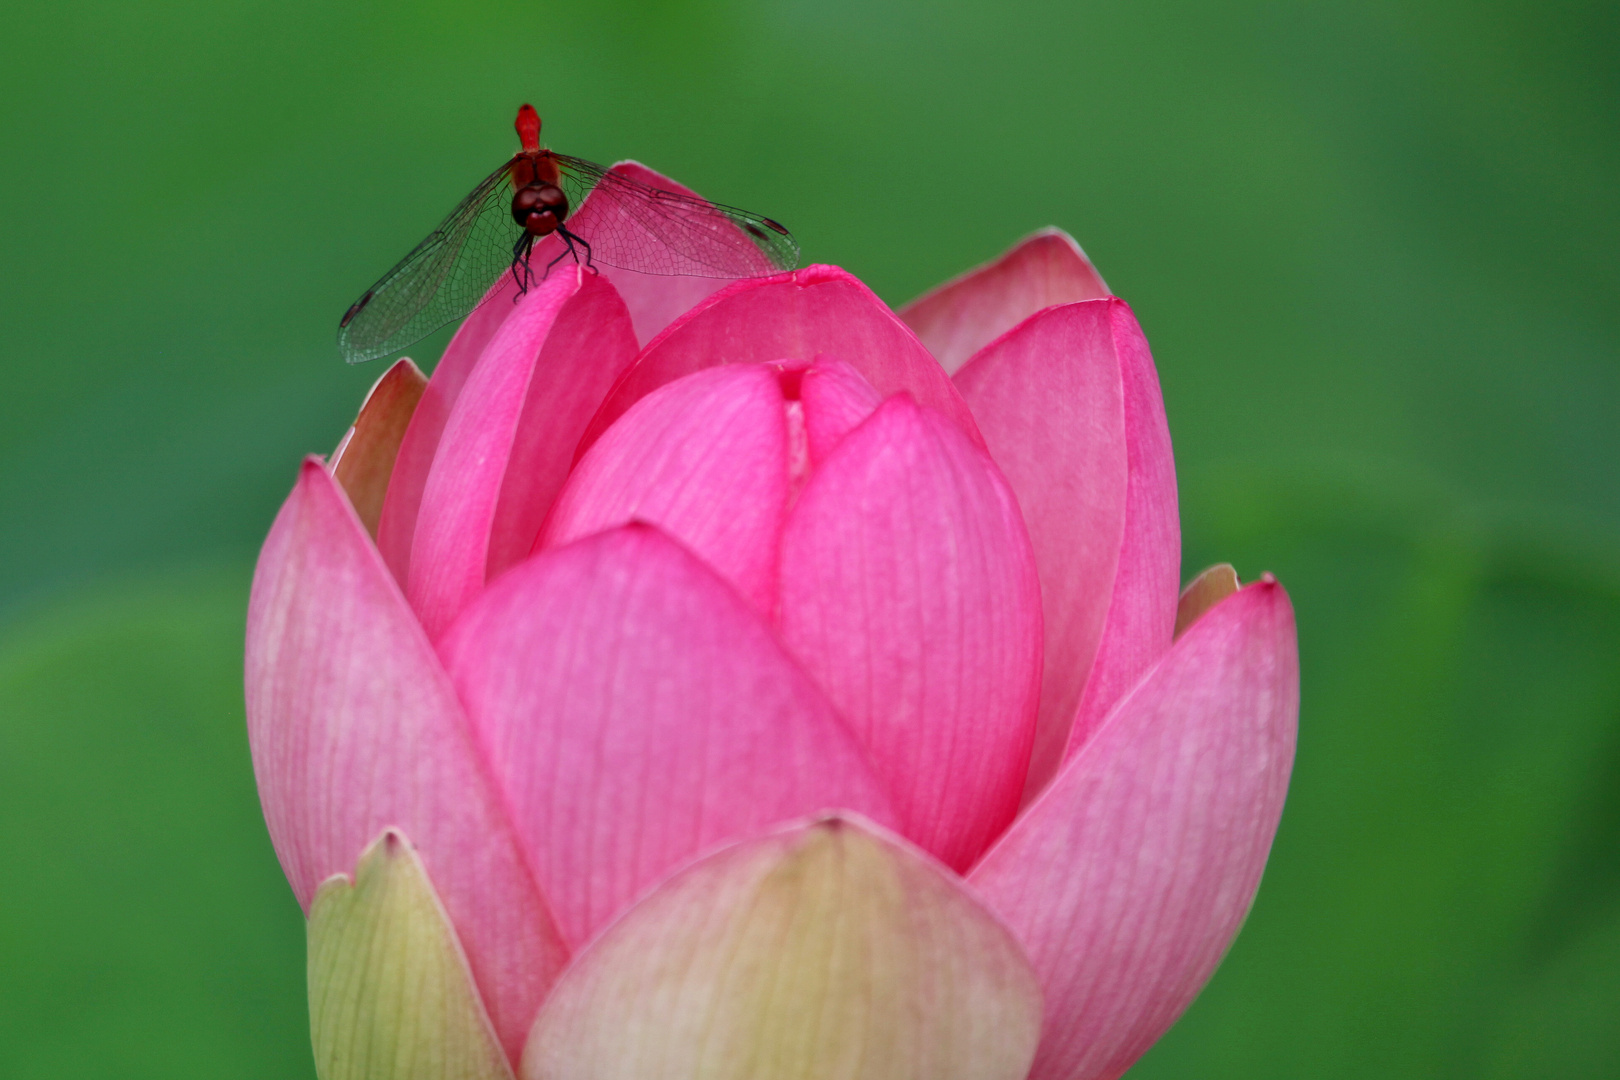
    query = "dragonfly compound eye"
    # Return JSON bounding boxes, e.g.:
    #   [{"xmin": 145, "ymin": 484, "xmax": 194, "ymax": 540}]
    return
[{"xmin": 512, "ymin": 183, "xmax": 569, "ymax": 235}]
